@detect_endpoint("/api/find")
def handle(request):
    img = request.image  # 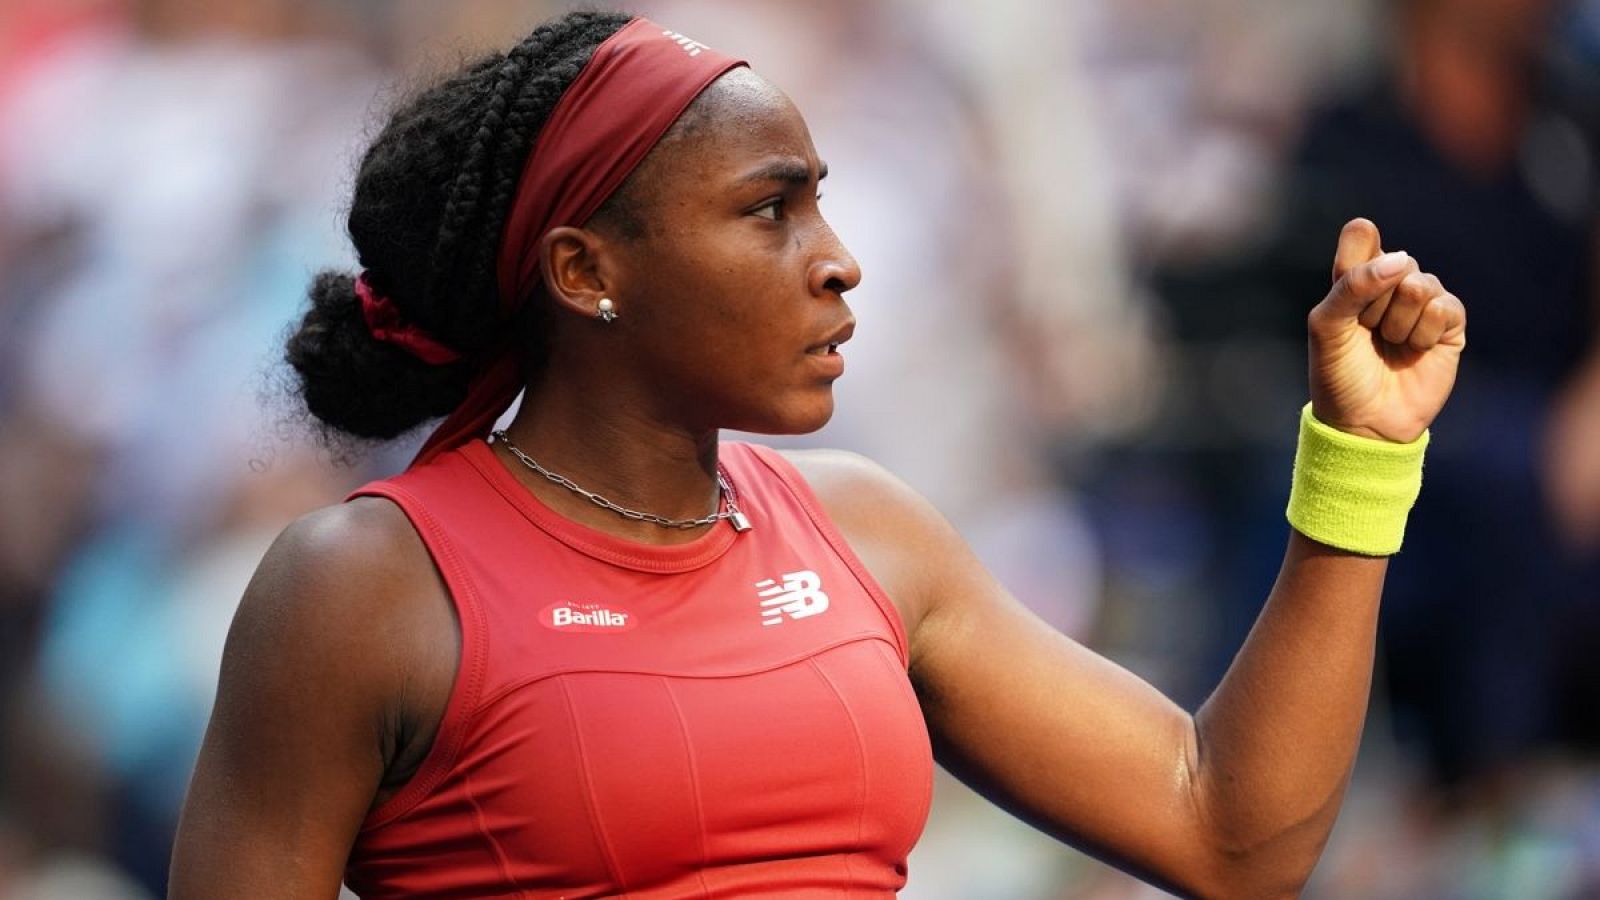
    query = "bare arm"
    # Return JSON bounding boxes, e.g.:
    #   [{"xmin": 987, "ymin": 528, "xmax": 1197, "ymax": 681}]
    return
[
  {"xmin": 796, "ymin": 219, "xmax": 1465, "ymax": 898},
  {"xmin": 169, "ymin": 498, "xmax": 454, "ymax": 899},
  {"xmin": 1187, "ymin": 535, "xmax": 1384, "ymax": 884},
  {"xmin": 802, "ymin": 455, "xmax": 1368, "ymax": 897}
]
